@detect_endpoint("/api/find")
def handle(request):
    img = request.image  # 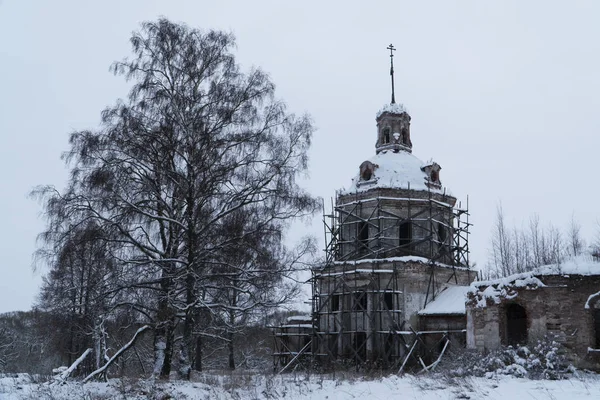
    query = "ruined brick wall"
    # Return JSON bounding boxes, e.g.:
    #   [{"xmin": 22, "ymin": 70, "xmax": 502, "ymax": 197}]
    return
[
  {"xmin": 466, "ymin": 306, "xmax": 501, "ymax": 351},
  {"xmin": 466, "ymin": 274, "xmax": 600, "ymax": 369}
]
